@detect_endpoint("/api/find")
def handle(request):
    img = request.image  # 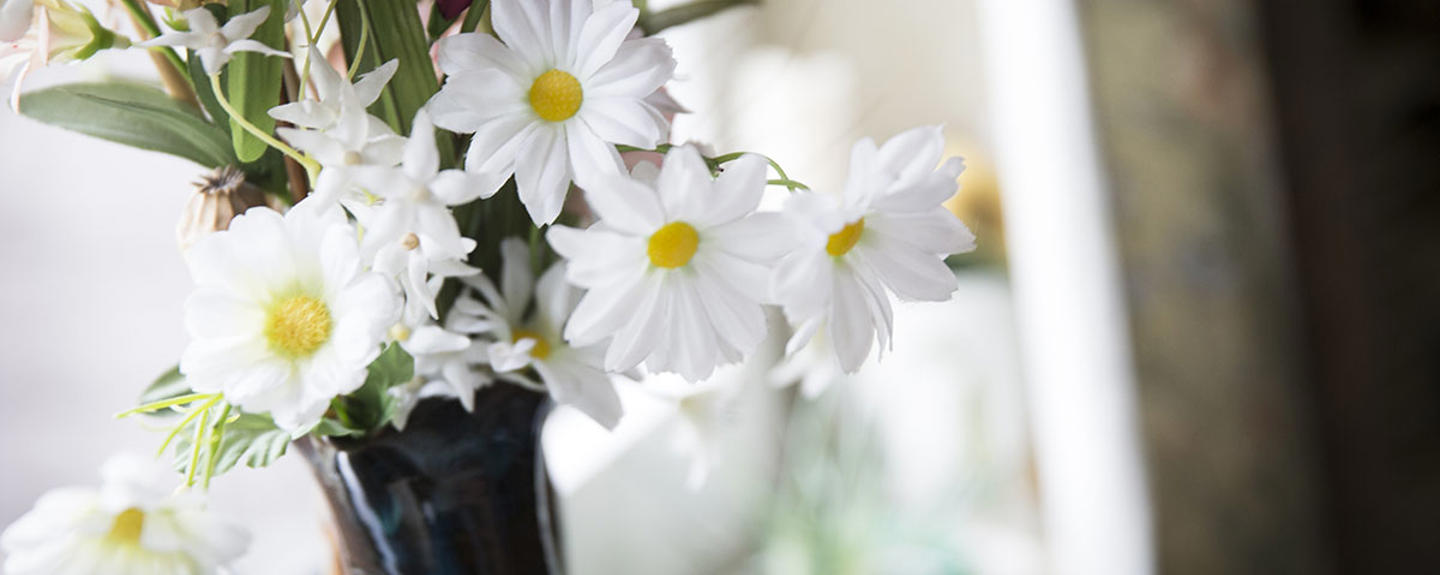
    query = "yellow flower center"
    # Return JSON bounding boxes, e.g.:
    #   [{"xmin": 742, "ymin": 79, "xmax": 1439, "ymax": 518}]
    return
[
  {"xmin": 826, "ymin": 218, "xmax": 865, "ymax": 256},
  {"xmin": 265, "ymin": 295, "xmax": 333, "ymax": 358},
  {"xmin": 106, "ymin": 508, "xmax": 145, "ymax": 545},
  {"xmin": 529, "ymin": 69, "xmax": 583, "ymax": 122},
  {"xmin": 648, "ymin": 221, "xmax": 700, "ymax": 269},
  {"xmin": 513, "ymin": 329, "xmax": 551, "ymax": 360}
]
